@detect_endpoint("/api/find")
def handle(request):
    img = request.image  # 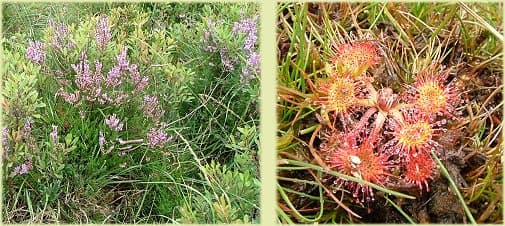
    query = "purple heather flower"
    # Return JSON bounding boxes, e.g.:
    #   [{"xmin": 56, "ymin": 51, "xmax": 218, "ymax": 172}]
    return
[
  {"xmin": 142, "ymin": 95, "xmax": 165, "ymax": 121},
  {"xmin": 59, "ymin": 90, "xmax": 80, "ymax": 105},
  {"xmin": 129, "ymin": 64, "xmax": 148, "ymax": 92},
  {"xmin": 93, "ymin": 61, "xmax": 104, "ymax": 87},
  {"xmin": 233, "ymin": 16, "xmax": 258, "ymax": 55},
  {"xmin": 85, "ymin": 88, "xmax": 101, "ymax": 102},
  {"xmin": 99, "ymin": 130, "xmax": 106, "ymax": 149},
  {"xmin": 201, "ymin": 18, "xmax": 238, "ymax": 71},
  {"xmin": 105, "ymin": 114, "xmax": 124, "ymax": 131},
  {"xmin": 242, "ymin": 51, "xmax": 260, "ymax": 81},
  {"xmin": 112, "ymin": 93, "xmax": 129, "ymax": 105},
  {"xmin": 20, "ymin": 161, "xmax": 32, "ymax": 174},
  {"xmin": 94, "ymin": 60, "xmax": 103, "ymax": 80},
  {"xmin": 95, "ymin": 15, "xmax": 111, "ymax": 51},
  {"xmin": 106, "ymin": 65, "xmax": 122, "ymax": 88},
  {"xmin": 146, "ymin": 127, "xmax": 171, "ymax": 148},
  {"xmin": 100, "ymin": 93, "xmax": 113, "ymax": 104},
  {"xmin": 25, "ymin": 40, "xmax": 46, "ymax": 64},
  {"xmin": 13, "ymin": 160, "xmax": 33, "ymax": 176},
  {"xmin": 202, "ymin": 19, "xmax": 218, "ymax": 52},
  {"xmin": 248, "ymin": 52, "xmax": 260, "ymax": 69},
  {"xmin": 48, "ymin": 20, "xmax": 74, "ymax": 49},
  {"xmin": 117, "ymin": 47, "xmax": 130, "ymax": 69},
  {"xmin": 232, "ymin": 15, "xmax": 256, "ymax": 35},
  {"xmin": 97, "ymin": 98, "xmax": 106, "ymax": 105},
  {"xmin": 73, "ymin": 65, "xmax": 93, "ymax": 100},
  {"xmin": 50, "ymin": 125, "xmax": 58, "ymax": 143},
  {"xmin": 1, "ymin": 128, "xmax": 9, "ymax": 156},
  {"xmin": 12, "ymin": 166, "xmax": 21, "ymax": 175},
  {"xmin": 244, "ymin": 34, "xmax": 257, "ymax": 55},
  {"xmin": 102, "ymin": 47, "xmax": 130, "ymax": 88},
  {"xmin": 21, "ymin": 119, "xmax": 34, "ymax": 140},
  {"xmin": 128, "ymin": 63, "xmax": 137, "ymax": 72},
  {"xmin": 72, "ymin": 59, "xmax": 104, "ymax": 103},
  {"xmin": 79, "ymin": 110, "xmax": 86, "ymax": 119},
  {"xmin": 219, "ymin": 48, "xmax": 236, "ymax": 71},
  {"xmin": 136, "ymin": 76, "xmax": 149, "ymax": 92},
  {"xmin": 233, "ymin": 15, "xmax": 260, "ymax": 82},
  {"xmin": 73, "ymin": 54, "xmax": 93, "ymax": 90}
]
